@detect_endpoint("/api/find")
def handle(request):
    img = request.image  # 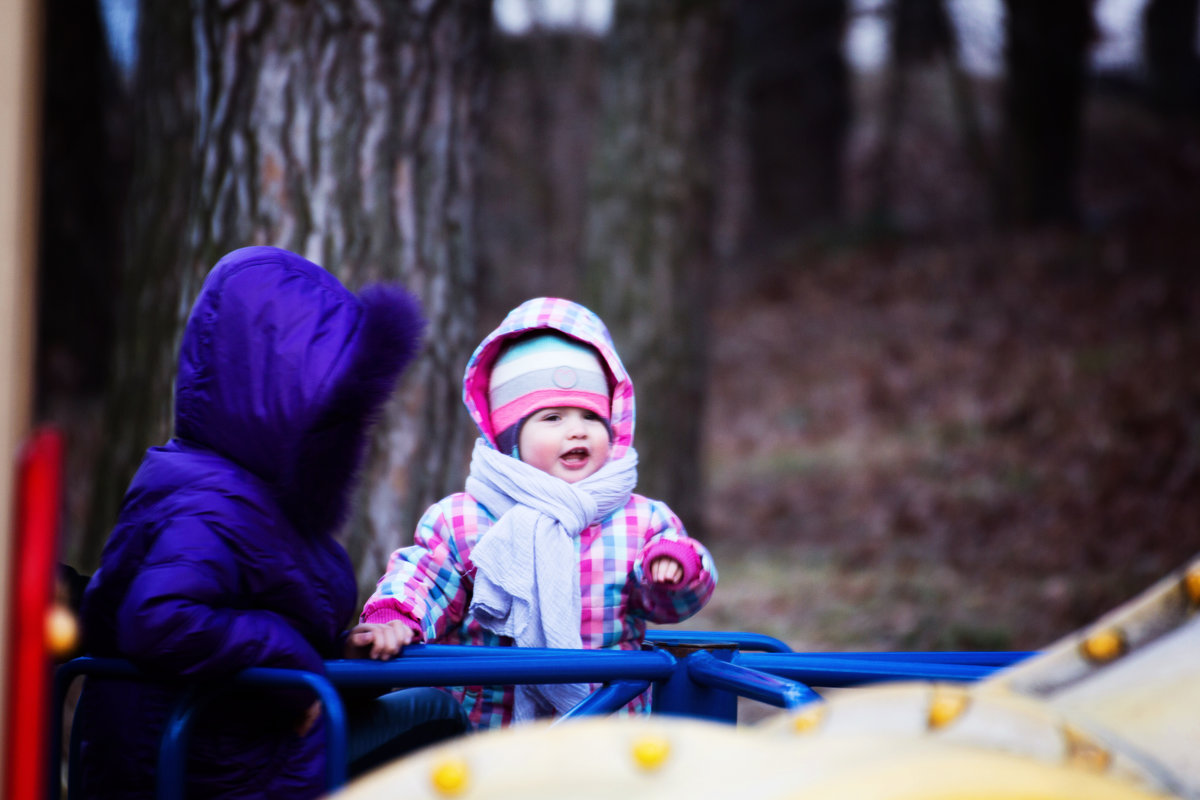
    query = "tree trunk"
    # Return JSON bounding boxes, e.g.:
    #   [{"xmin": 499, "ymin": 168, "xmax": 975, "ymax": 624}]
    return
[
  {"xmin": 476, "ymin": 31, "xmax": 603, "ymax": 325},
  {"xmin": 871, "ymin": 0, "xmax": 947, "ymax": 219},
  {"xmin": 871, "ymin": 0, "xmax": 990, "ymax": 224},
  {"xmin": 581, "ymin": 0, "xmax": 729, "ymax": 538},
  {"xmin": 83, "ymin": 0, "xmax": 491, "ymax": 601},
  {"xmin": 37, "ymin": 0, "xmax": 126, "ymax": 408},
  {"xmin": 998, "ymin": 0, "xmax": 1094, "ymax": 226},
  {"xmin": 38, "ymin": 0, "xmax": 131, "ymax": 568},
  {"xmin": 1142, "ymin": 0, "xmax": 1200, "ymax": 116},
  {"xmin": 80, "ymin": 1, "xmax": 195, "ymax": 571},
  {"xmin": 734, "ymin": 0, "xmax": 849, "ymax": 246}
]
